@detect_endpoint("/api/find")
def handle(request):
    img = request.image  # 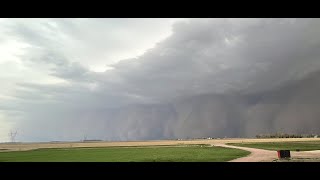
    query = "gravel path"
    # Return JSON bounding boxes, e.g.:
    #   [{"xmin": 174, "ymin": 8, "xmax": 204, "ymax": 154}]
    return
[{"xmin": 213, "ymin": 143, "xmax": 277, "ymax": 162}]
